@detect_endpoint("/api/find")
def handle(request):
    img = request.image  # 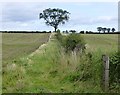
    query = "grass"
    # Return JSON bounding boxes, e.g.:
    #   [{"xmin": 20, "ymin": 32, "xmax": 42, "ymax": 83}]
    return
[
  {"xmin": 2, "ymin": 33, "xmax": 50, "ymax": 62},
  {"xmin": 2, "ymin": 33, "xmax": 50, "ymax": 93},
  {"xmin": 2, "ymin": 33, "xmax": 119, "ymax": 93},
  {"xmin": 0, "ymin": 33, "xmax": 2, "ymax": 94},
  {"xmin": 82, "ymin": 34, "xmax": 118, "ymax": 54},
  {"xmin": 2, "ymin": 39, "xmax": 101, "ymax": 93}
]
